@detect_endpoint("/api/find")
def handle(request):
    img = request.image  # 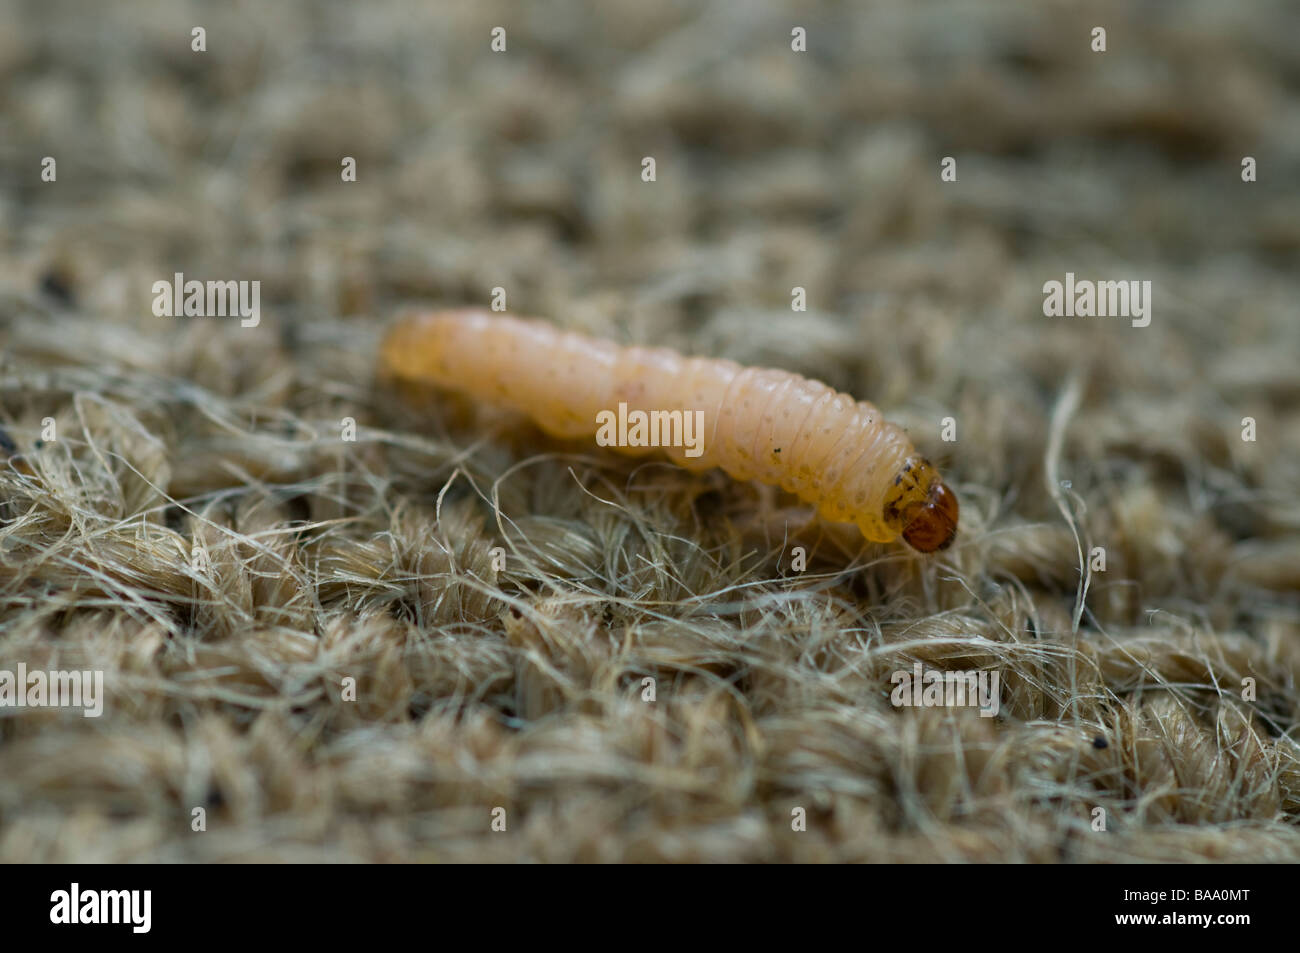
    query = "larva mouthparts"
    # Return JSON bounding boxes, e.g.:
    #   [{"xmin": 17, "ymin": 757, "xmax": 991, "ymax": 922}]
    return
[{"xmin": 379, "ymin": 310, "xmax": 958, "ymax": 553}]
